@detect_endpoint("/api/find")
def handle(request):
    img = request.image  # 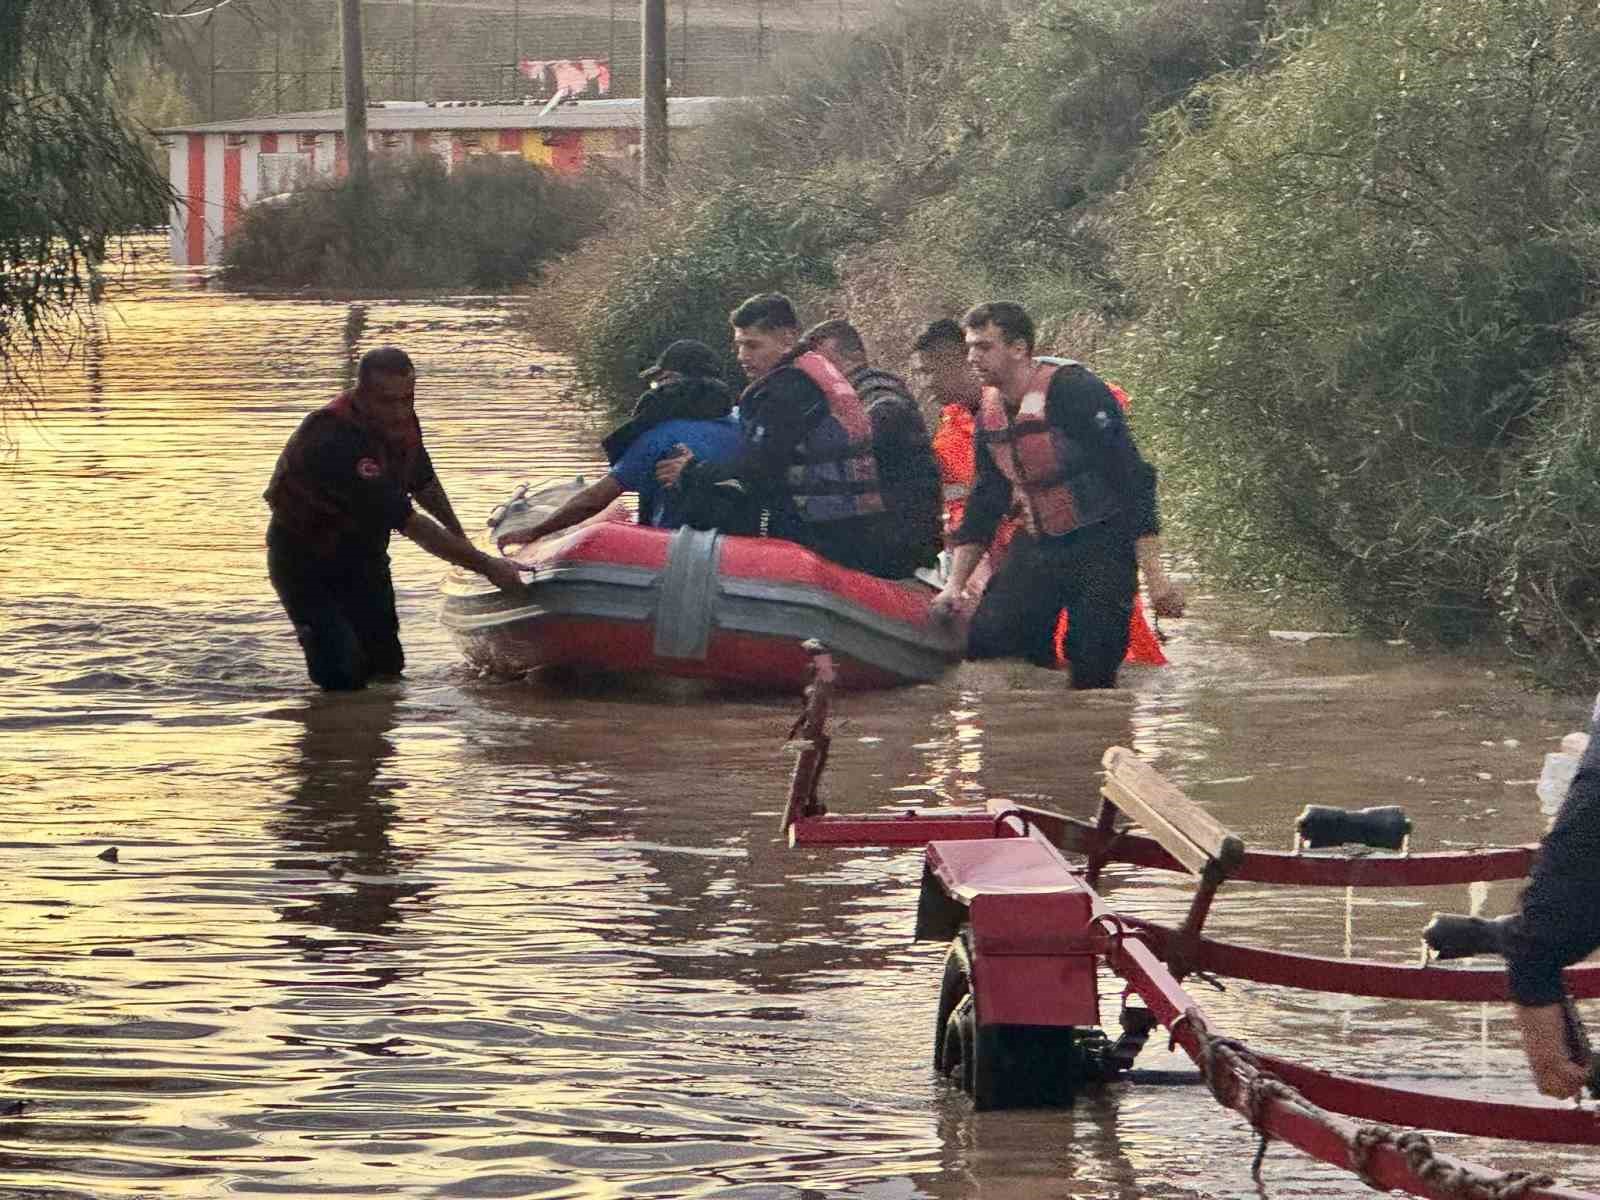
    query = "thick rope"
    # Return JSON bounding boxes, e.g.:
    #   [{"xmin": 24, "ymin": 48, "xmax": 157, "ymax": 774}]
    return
[
  {"xmin": 1347, "ymin": 1125, "xmax": 1554, "ymax": 1200},
  {"xmin": 1184, "ymin": 1010, "xmax": 1558, "ymax": 1200}
]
